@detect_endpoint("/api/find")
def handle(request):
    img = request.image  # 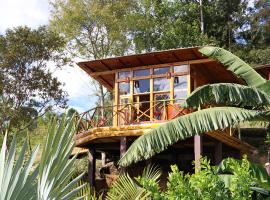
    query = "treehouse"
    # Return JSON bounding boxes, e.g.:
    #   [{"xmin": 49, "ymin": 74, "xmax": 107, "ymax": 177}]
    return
[{"xmin": 75, "ymin": 47, "xmax": 266, "ymax": 188}]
